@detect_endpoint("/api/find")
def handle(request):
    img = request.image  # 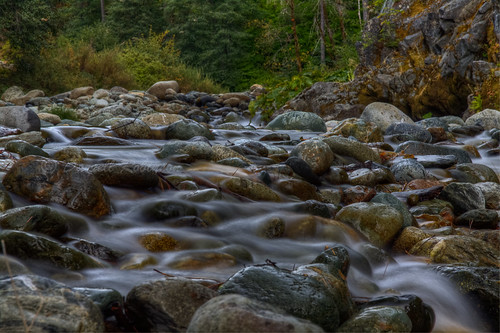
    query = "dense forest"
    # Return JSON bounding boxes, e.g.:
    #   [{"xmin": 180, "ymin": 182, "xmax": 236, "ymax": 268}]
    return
[{"xmin": 0, "ymin": 0, "xmax": 389, "ymax": 96}]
